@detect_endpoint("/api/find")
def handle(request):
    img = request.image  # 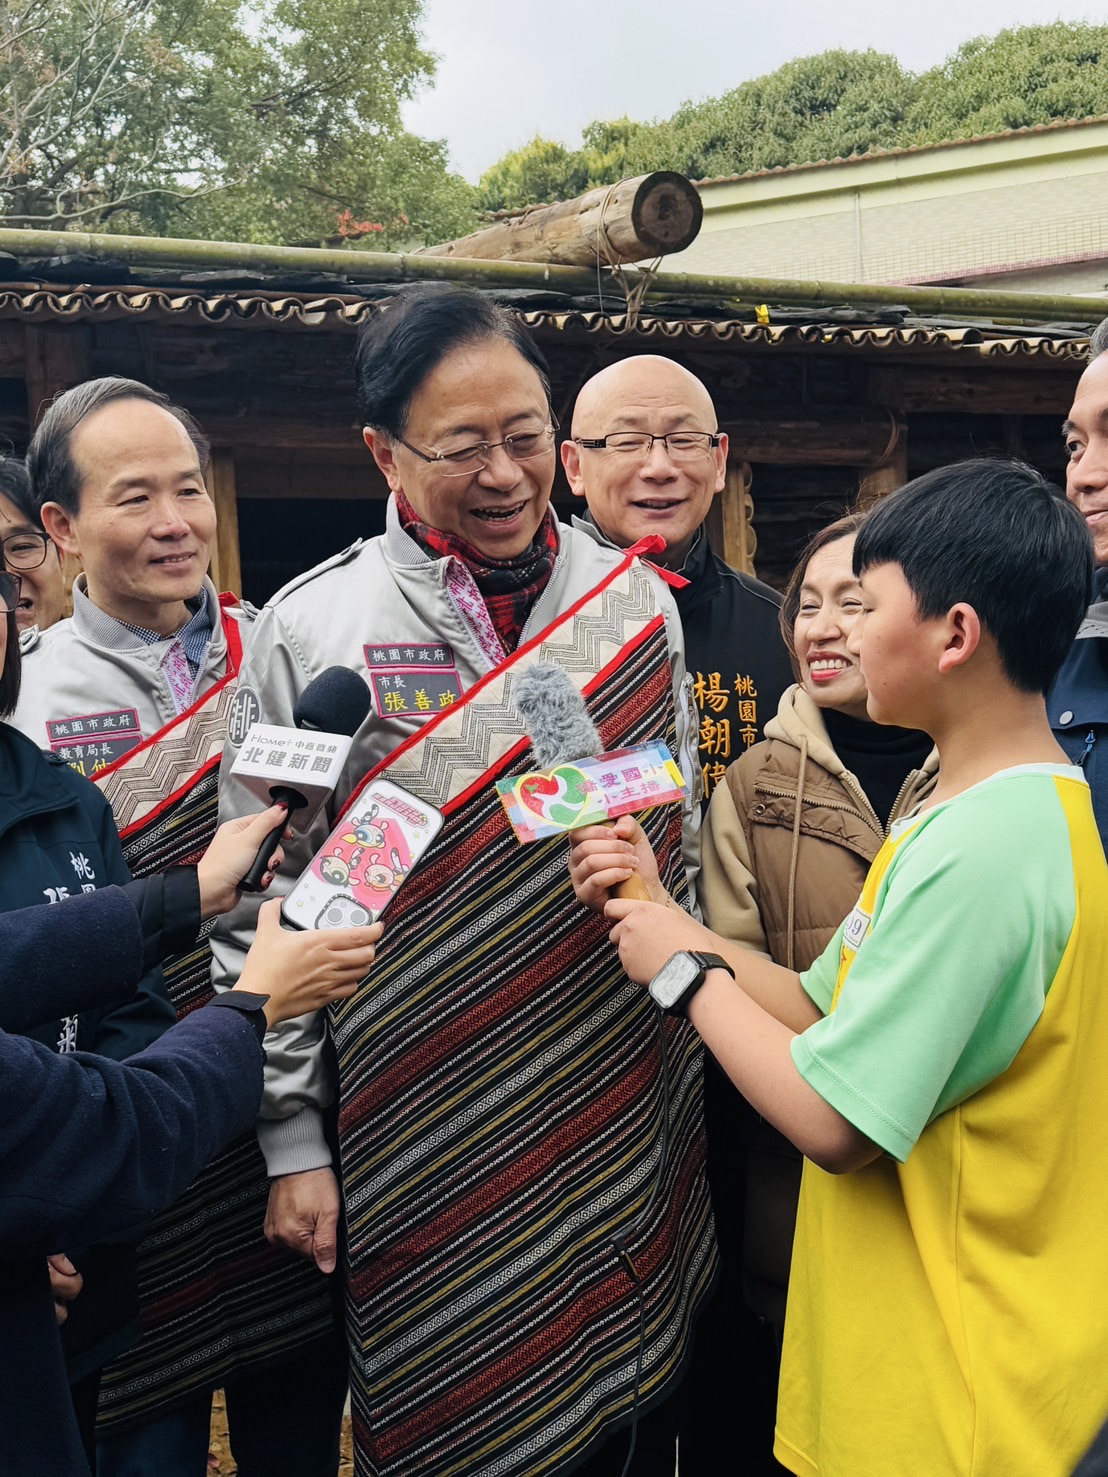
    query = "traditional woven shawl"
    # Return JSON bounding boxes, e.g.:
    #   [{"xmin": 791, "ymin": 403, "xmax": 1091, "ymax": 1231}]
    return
[
  {"xmin": 93, "ymin": 599, "xmax": 337, "ymax": 1429},
  {"xmin": 334, "ymin": 556, "xmax": 716, "ymax": 1476}
]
